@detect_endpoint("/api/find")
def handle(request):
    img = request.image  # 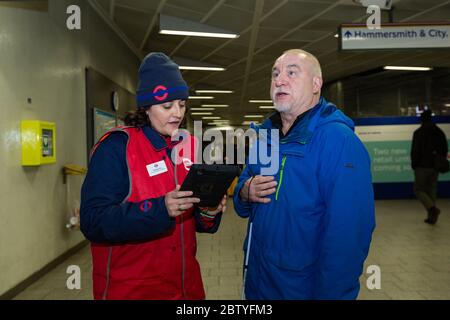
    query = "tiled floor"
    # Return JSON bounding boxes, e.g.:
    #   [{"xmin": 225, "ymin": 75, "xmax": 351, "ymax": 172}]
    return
[{"xmin": 13, "ymin": 199, "xmax": 450, "ymax": 300}]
